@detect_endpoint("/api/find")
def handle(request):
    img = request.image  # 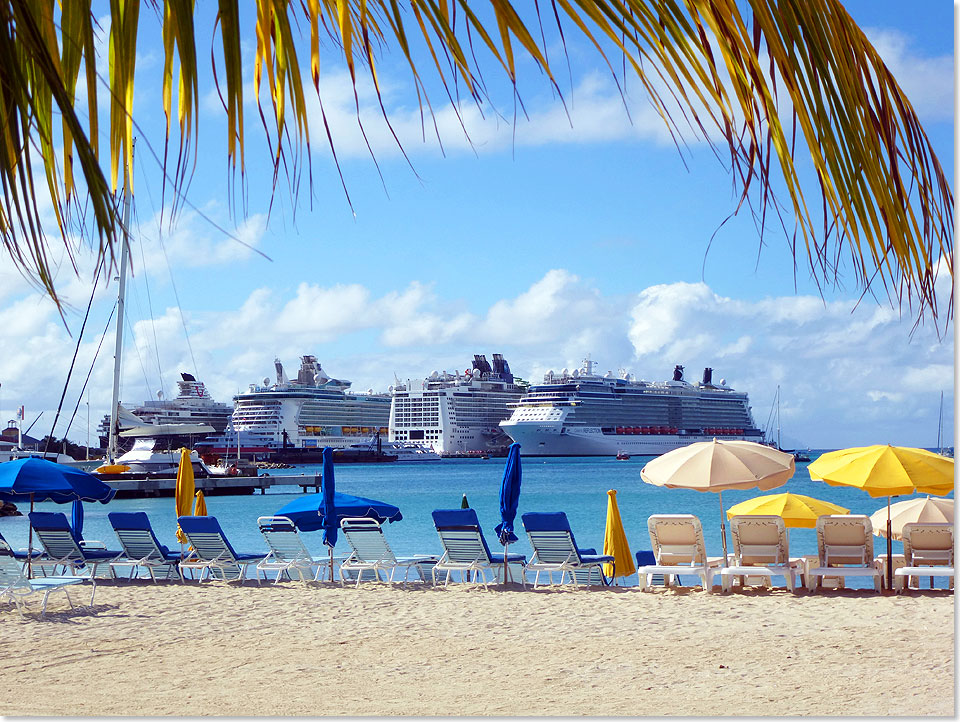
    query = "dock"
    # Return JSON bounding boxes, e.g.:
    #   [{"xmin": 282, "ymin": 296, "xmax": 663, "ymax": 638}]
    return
[{"xmin": 103, "ymin": 473, "xmax": 322, "ymax": 499}]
